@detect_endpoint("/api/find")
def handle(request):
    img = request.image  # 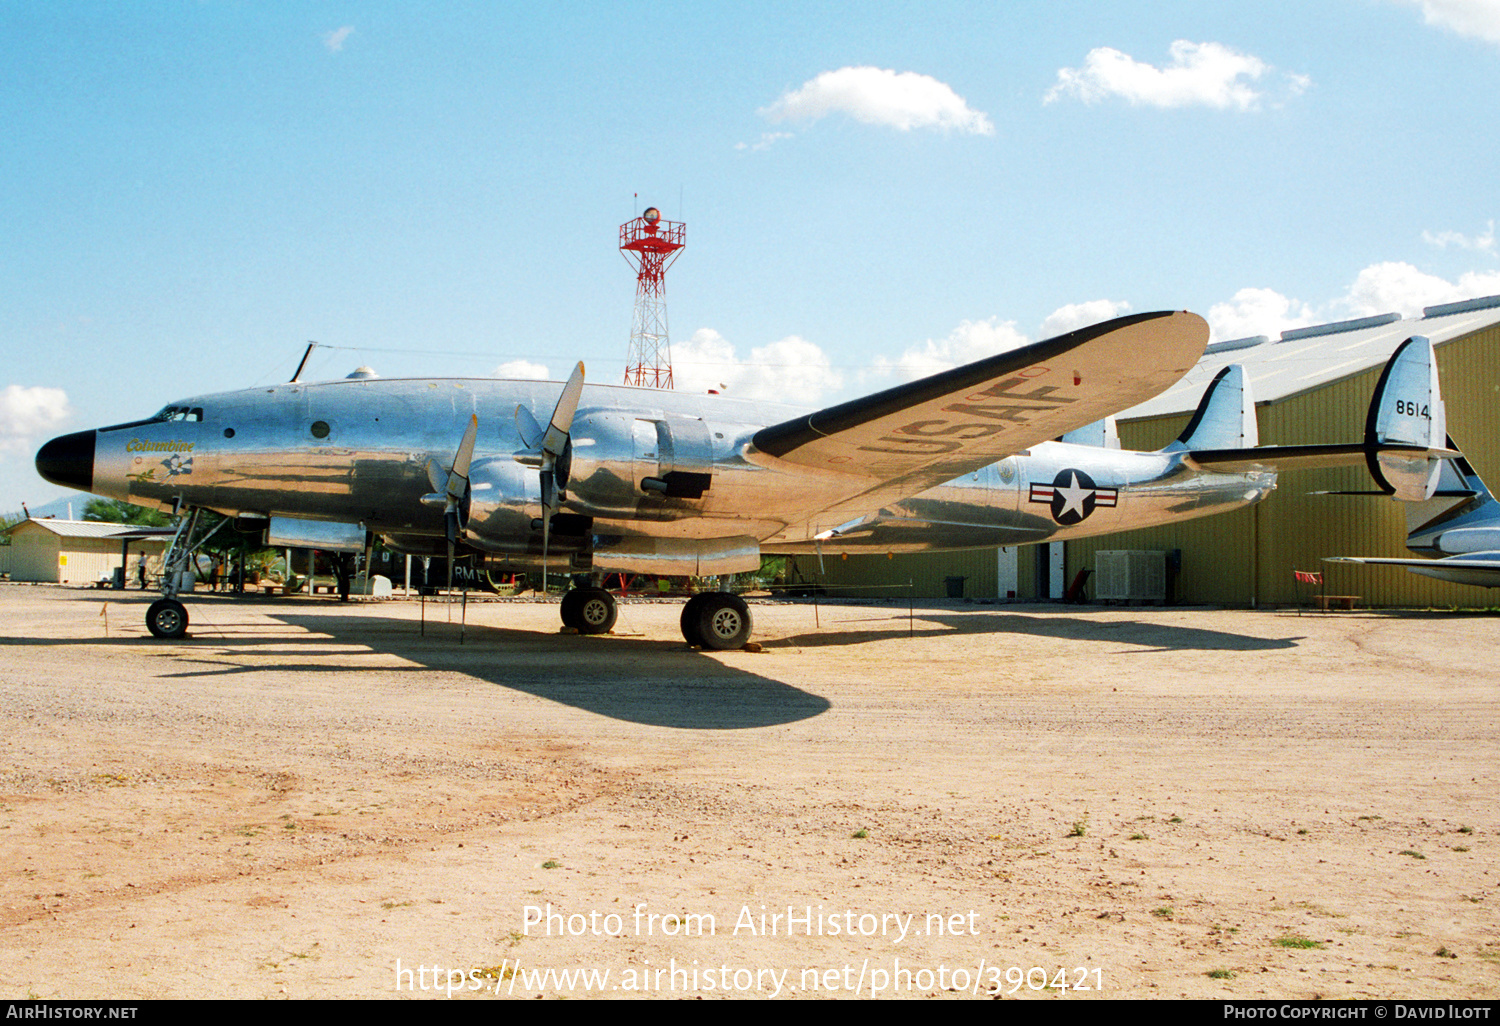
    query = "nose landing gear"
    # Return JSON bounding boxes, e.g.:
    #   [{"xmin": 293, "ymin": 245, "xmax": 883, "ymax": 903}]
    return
[{"xmin": 143, "ymin": 506, "xmax": 228, "ymax": 640}]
